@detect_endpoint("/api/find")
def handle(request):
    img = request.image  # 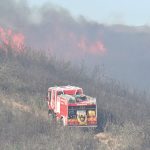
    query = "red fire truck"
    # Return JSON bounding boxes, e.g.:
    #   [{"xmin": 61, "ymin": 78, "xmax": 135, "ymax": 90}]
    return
[{"xmin": 47, "ymin": 85, "xmax": 97, "ymax": 127}]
